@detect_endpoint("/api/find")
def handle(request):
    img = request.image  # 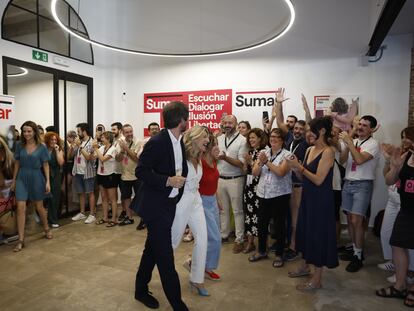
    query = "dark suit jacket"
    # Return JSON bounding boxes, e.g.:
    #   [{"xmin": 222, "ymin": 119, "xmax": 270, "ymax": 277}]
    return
[{"xmin": 131, "ymin": 129, "xmax": 188, "ymax": 222}]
